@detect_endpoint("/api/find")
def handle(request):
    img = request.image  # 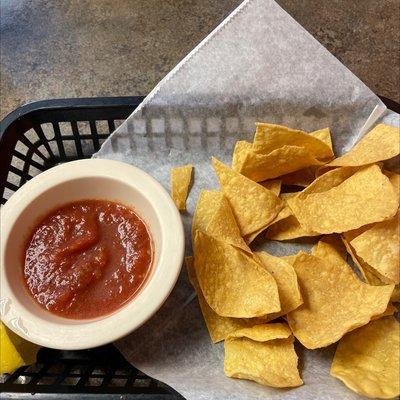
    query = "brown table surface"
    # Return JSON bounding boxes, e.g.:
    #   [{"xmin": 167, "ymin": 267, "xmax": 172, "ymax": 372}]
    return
[{"xmin": 1, "ymin": 0, "xmax": 399, "ymax": 120}]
